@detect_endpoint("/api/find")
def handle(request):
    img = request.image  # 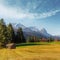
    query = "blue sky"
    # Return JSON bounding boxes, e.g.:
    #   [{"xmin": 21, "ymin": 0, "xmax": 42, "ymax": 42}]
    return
[{"xmin": 0, "ymin": 0, "xmax": 60, "ymax": 35}]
